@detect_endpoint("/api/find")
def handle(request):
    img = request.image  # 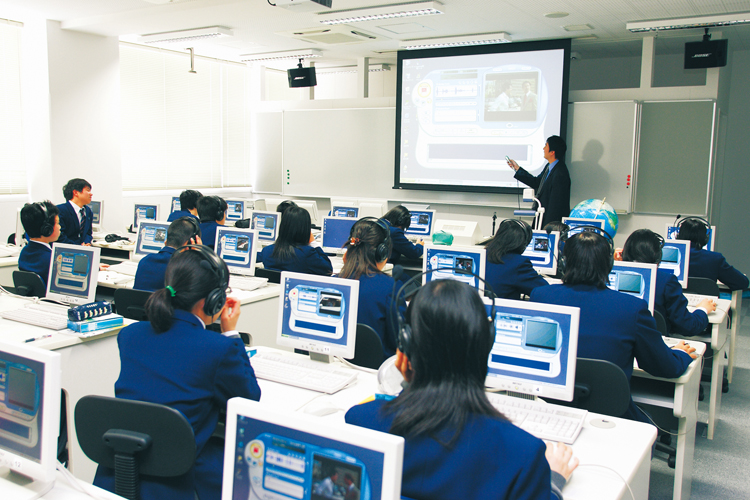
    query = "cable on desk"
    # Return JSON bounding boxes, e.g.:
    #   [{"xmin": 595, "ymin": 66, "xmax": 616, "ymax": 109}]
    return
[
  {"xmin": 56, "ymin": 460, "xmax": 109, "ymax": 500},
  {"xmin": 335, "ymin": 356, "xmax": 378, "ymax": 374},
  {"xmin": 575, "ymin": 463, "xmax": 635, "ymax": 500}
]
